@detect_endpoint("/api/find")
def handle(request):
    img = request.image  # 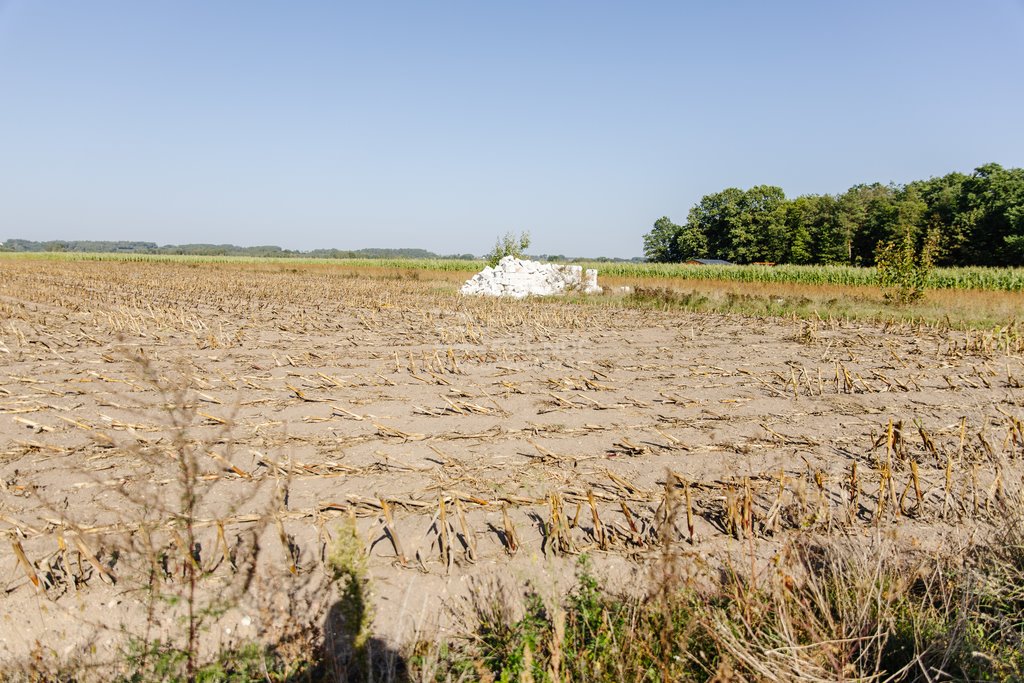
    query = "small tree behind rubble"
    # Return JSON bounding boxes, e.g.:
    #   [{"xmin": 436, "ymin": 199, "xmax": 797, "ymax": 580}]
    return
[{"xmin": 486, "ymin": 231, "xmax": 531, "ymax": 267}]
